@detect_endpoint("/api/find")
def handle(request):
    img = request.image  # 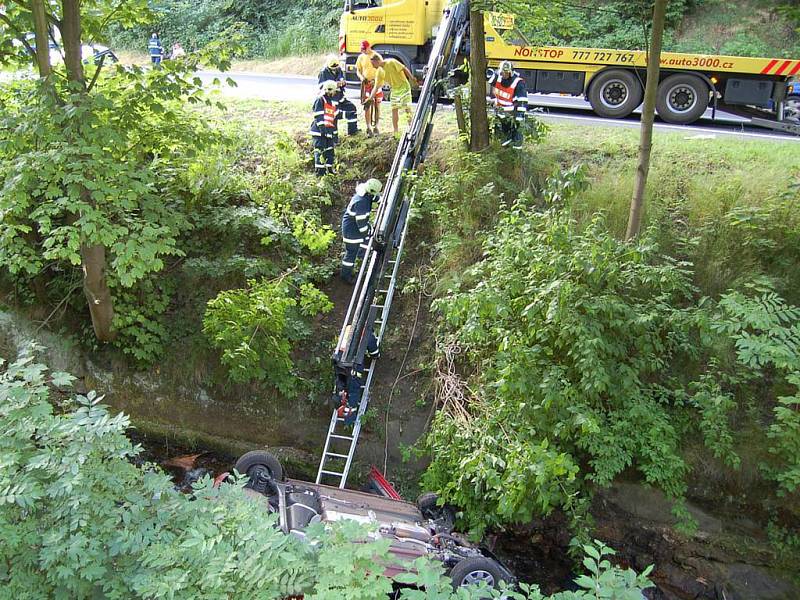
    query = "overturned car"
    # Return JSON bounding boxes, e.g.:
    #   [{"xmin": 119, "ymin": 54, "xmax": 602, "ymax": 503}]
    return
[{"xmin": 226, "ymin": 451, "xmax": 515, "ymax": 590}]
